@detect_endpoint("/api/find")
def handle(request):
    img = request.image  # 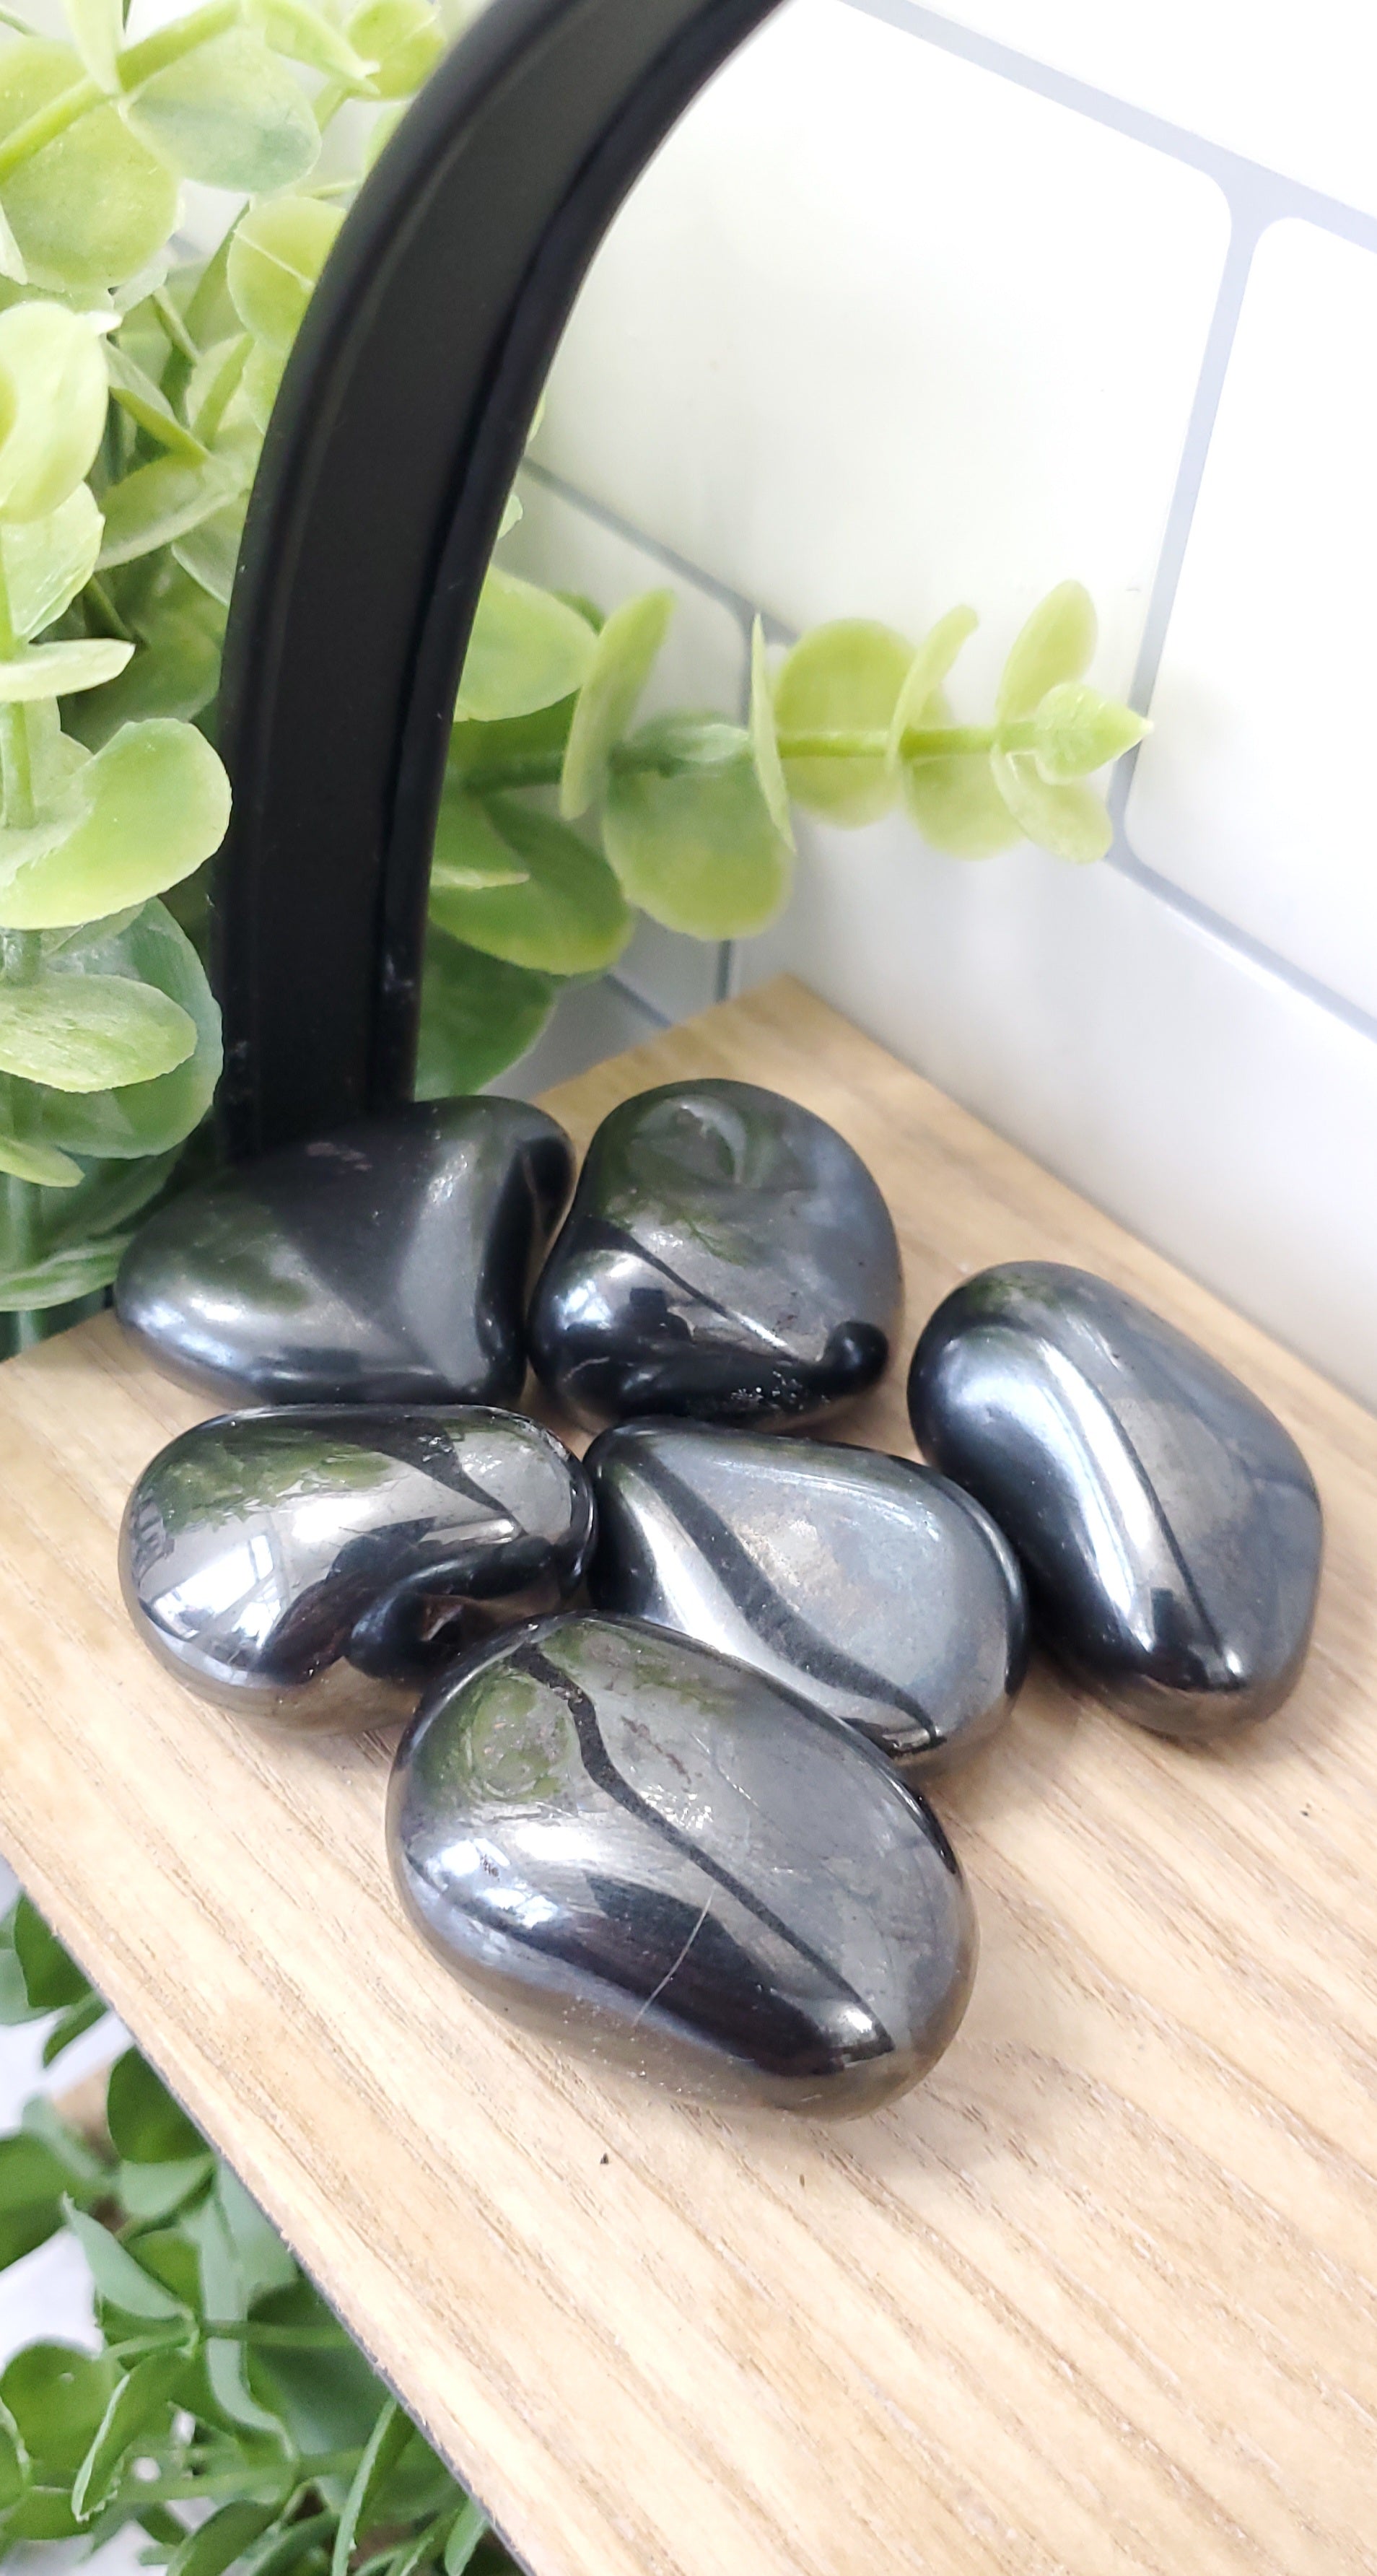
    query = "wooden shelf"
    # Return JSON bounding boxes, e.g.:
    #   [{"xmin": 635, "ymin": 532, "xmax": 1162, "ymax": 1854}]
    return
[{"xmin": 1, "ymin": 977, "xmax": 1373, "ymax": 2576}]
